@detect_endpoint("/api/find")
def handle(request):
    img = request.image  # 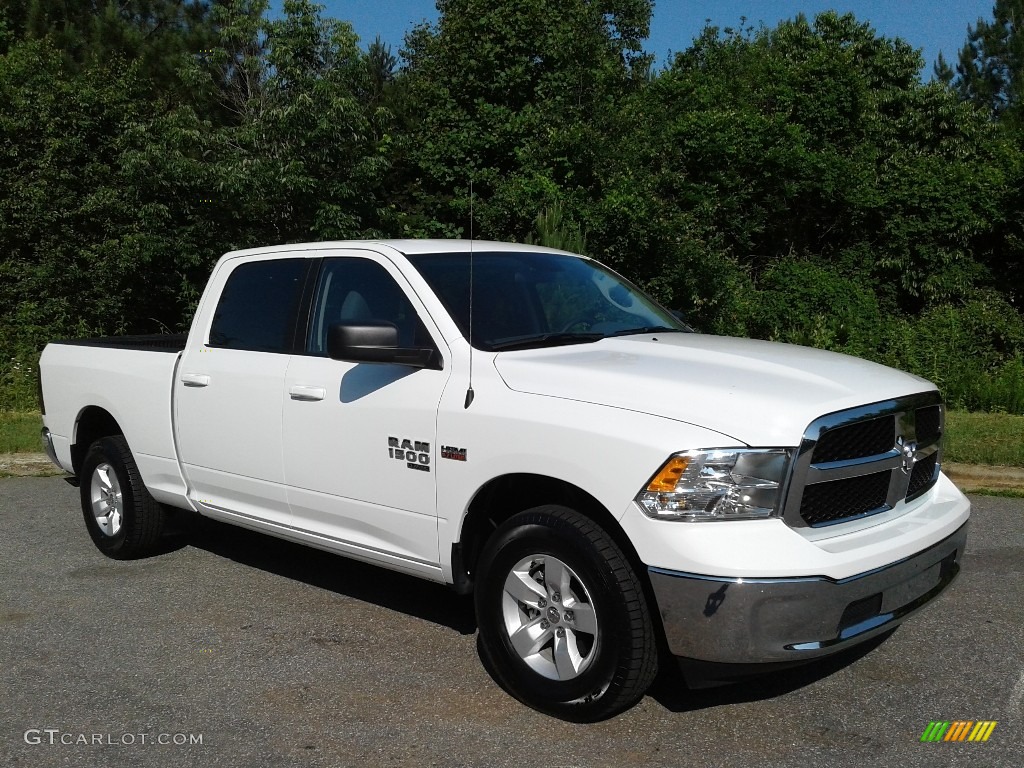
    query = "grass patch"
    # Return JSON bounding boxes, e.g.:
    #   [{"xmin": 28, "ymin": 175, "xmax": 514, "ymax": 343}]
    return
[
  {"xmin": 944, "ymin": 411, "xmax": 1024, "ymax": 467},
  {"xmin": 0, "ymin": 411, "xmax": 42, "ymax": 453},
  {"xmin": 962, "ymin": 487, "xmax": 1024, "ymax": 498}
]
